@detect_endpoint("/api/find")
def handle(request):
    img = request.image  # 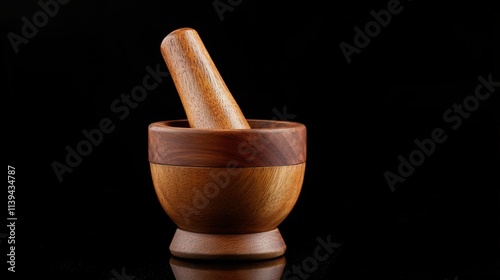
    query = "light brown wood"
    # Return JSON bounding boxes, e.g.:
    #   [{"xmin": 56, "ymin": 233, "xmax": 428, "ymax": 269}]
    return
[
  {"xmin": 169, "ymin": 228, "xmax": 286, "ymax": 260},
  {"xmin": 161, "ymin": 27, "xmax": 250, "ymax": 129},
  {"xmin": 170, "ymin": 255, "xmax": 286, "ymax": 279},
  {"xmin": 150, "ymin": 163, "xmax": 305, "ymax": 233}
]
